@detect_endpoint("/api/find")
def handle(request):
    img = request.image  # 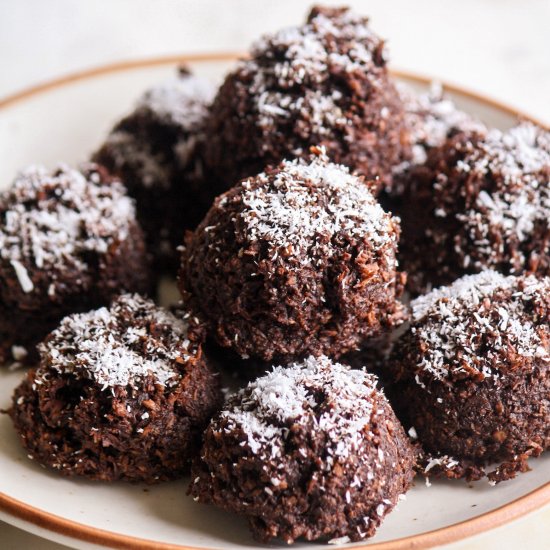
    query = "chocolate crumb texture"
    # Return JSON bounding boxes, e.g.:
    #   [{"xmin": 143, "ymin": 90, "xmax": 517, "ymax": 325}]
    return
[
  {"xmin": 9, "ymin": 293, "xmax": 222, "ymax": 483},
  {"xmin": 199, "ymin": 5, "xmax": 411, "ymax": 199},
  {"xmin": 397, "ymin": 122, "xmax": 550, "ymax": 294},
  {"xmin": 387, "ymin": 270, "xmax": 550, "ymax": 482},
  {"xmin": 93, "ymin": 67, "xmax": 216, "ymax": 271},
  {"xmin": 180, "ymin": 149, "xmax": 407, "ymax": 365},
  {"xmin": 0, "ymin": 163, "xmax": 151, "ymax": 364},
  {"xmin": 190, "ymin": 355, "xmax": 417, "ymax": 543},
  {"xmin": 387, "ymin": 81, "xmax": 487, "ymax": 198}
]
